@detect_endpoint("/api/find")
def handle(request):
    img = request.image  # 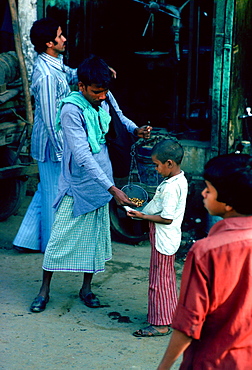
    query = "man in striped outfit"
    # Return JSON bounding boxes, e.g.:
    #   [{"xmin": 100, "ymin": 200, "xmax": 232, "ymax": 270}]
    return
[
  {"xmin": 13, "ymin": 17, "xmax": 78, "ymax": 253},
  {"xmin": 126, "ymin": 139, "xmax": 188, "ymax": 337}
]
